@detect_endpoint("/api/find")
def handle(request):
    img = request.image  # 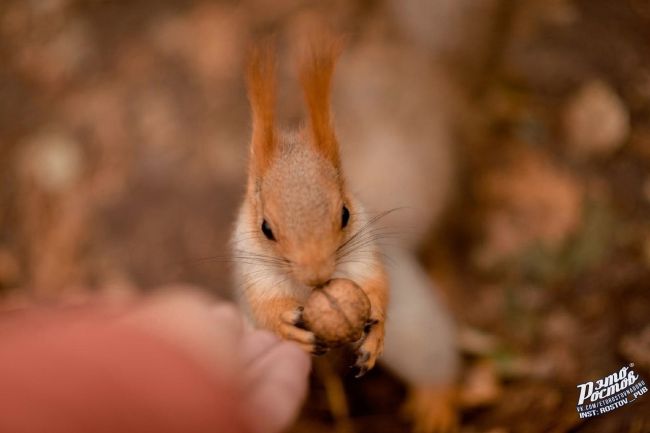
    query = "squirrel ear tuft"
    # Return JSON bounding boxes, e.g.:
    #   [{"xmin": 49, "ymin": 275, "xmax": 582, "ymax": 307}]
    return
[
  {"xmin": 299, "ymin": 37, "xmax": 342, "ymax": 168},
  {"xmin": 247, "ymin": 40, "xmax": 277, "ymax": 177}
]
